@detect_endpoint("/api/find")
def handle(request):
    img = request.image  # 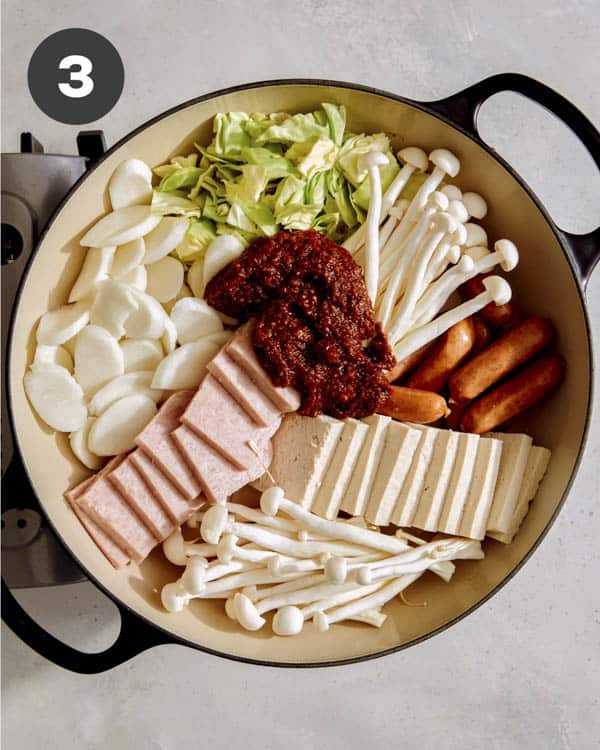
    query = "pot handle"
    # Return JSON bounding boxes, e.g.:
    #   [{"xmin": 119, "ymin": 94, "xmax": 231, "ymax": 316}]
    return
[
  {"xmin": 425, "ymin": 72, "xmax": 600, "ymax": 288},
  {"xmin": 1, "ymin": 576, "xmax": 173, "ymax": 673}
]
